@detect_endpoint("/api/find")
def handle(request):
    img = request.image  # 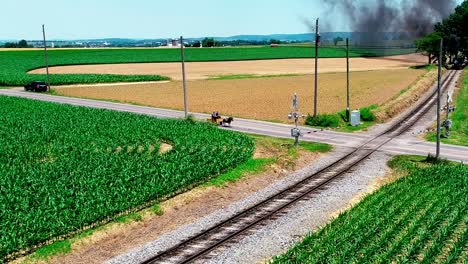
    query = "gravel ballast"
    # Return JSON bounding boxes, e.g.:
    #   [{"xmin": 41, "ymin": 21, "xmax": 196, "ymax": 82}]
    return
[
  {"xmin": 106, "ymin": 149, "xmax": 392, "ymax": 264},
  {"xmin": 203, "ymin": 151, "xmax": 391, "ymax": 264}
]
